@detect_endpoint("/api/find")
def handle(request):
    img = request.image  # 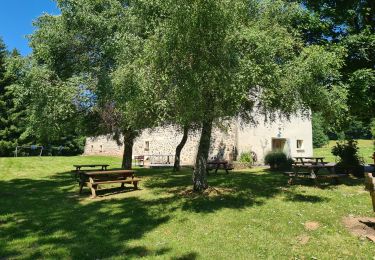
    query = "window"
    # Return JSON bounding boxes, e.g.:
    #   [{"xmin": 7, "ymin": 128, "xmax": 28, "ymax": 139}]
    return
[
  {"xmin": 145, "ymin": 141, "xmax": 150, "ymax": 152},
  {"xmin": 297, "ymin": 140, "xmax": 303, "ymax": 149}
]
